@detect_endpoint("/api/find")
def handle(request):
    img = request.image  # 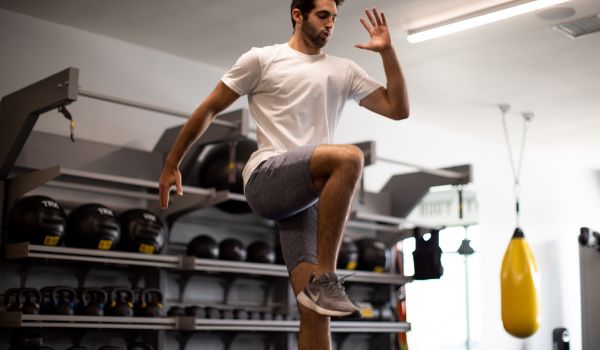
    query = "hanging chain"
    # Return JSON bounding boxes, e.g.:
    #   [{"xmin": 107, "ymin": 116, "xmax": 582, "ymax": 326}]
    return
[{"xmin": 499, "ymin": 104, "xmax": 533, "ymax": 227}]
